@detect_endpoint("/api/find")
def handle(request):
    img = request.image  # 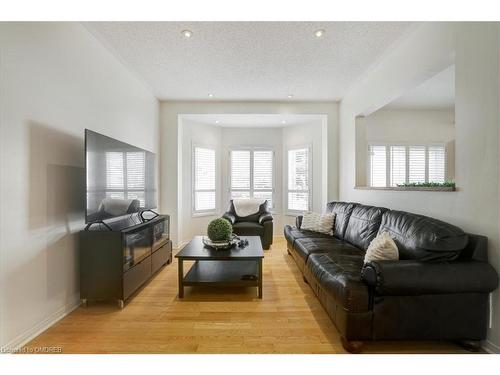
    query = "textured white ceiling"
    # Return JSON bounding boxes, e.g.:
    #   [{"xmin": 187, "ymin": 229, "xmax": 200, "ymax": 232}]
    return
[
  {"xmin": 84, "ymin": 22, "xmax": 415, "ymax": 101},
  {"xmin": 387, "ymin": 65, "xmax": 455, "ymax": 109}
]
